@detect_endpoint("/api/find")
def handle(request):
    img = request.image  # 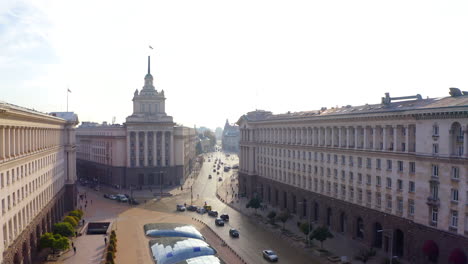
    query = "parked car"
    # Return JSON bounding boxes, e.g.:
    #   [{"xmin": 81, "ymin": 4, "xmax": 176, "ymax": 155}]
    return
[
  {"xmin": 262, "ymin": 250, "xmax": 278, "ymax": 262},
  {"xmin": 177, "ymin": 204, "xmax": 186, "ymax": 211},
  {"xmin": 103, "ymin": 194, "xmax": 110, "ymax": 199},
  {"xmin": 215, "ymin": 218, "xmax": 225, "ymax": 226},
  {"xmin": 218, "ymin": 177, "xmax": 222, "ymax": 181},
  {"xmin": 117, "ymin": 196, "xmax": 128, "ymax": 203},
  {"xmin": 208, "ymin": 210, "xmax": 218, "ymax": 217},
  {"xmin": 229, "ymin": 228, "xmax": 239, "ymax": 238},
  {"xmin": 187, "ymin": 205, "xmax": 198, "ymax": 211},
  {"xmin": 208, "ymin": 175, "xmax": 212, "ymax": 179},
  {"xmin": 108, "ymin": 194, "xmax": 117, "ymax": 200},
  {"xmin": 232, "ymin": 165, "xmax": 239, "ymax": 169},
  {"xmin": 220, "ymin": 214, "xmax": 229, "ymax": 221},
  {"xmin": 197, "ymin": 208, "xmax": 206, "ymax": 214},
  {"xmin": 213, "ymin": 169, "xmax": 216, "ymax": 172}
]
